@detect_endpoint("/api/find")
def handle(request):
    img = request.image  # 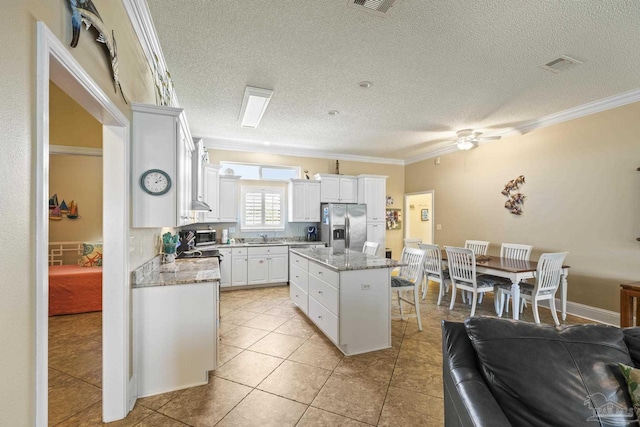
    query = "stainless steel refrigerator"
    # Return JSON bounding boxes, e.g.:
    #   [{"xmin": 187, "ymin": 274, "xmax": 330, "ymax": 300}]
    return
[{"xmin": 320, "ymin": 203, "xmax": 367, "ymax": 253}]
